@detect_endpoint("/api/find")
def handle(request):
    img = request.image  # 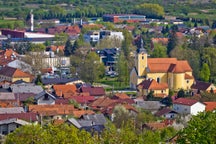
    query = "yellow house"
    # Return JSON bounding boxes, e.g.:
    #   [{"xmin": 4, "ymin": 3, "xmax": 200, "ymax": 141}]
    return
[
  {"xmin": 137, "ymin": 79, "xmax": 169, "ymax": 98},
  {"xmin": 0, "ymin": 66, "xmax": 33, "ymax": 82},
  {"xmin": 130, "ymin": 47, "xmax": 194, "ymax": 92}
]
